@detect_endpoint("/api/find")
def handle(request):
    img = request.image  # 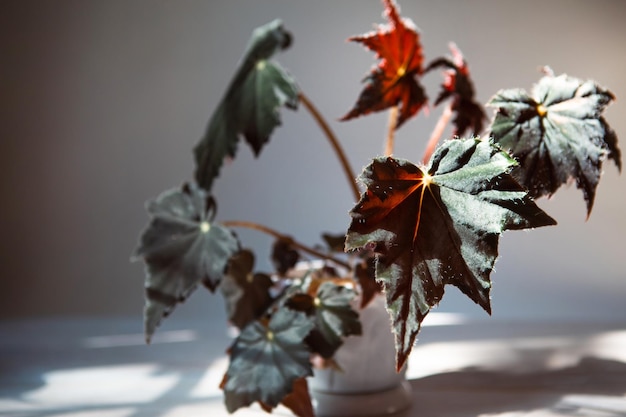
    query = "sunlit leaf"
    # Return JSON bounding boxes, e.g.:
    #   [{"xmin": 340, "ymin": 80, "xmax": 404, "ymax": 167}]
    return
[
  {"xmin": 488, "ymin": 71, "xmax": 621, "ymax": 216},
  {"xmin": 194, "ymin": 19, "xmax": 299, "ymax": 191},
  {"xmin": 345, "ymin": 138, "xmax": 556, "ymax": 370},
  {"xmin": 132, "ymin": 183, "xmax": 240, "ymax": 342},
  {"xmin": 222, "ymin": 308, "xmax": 314, "ymax": 412},
  {"xmin": 342, "ymin": 0, "xmax": 426, "ymax": 128},
  {"xmin": 426, "ymin": 43, "xmax": 485, "ymax": 136},
  {"xmin": 221, "ymin": 249, "xmax": 273, "ymax": 329}
]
